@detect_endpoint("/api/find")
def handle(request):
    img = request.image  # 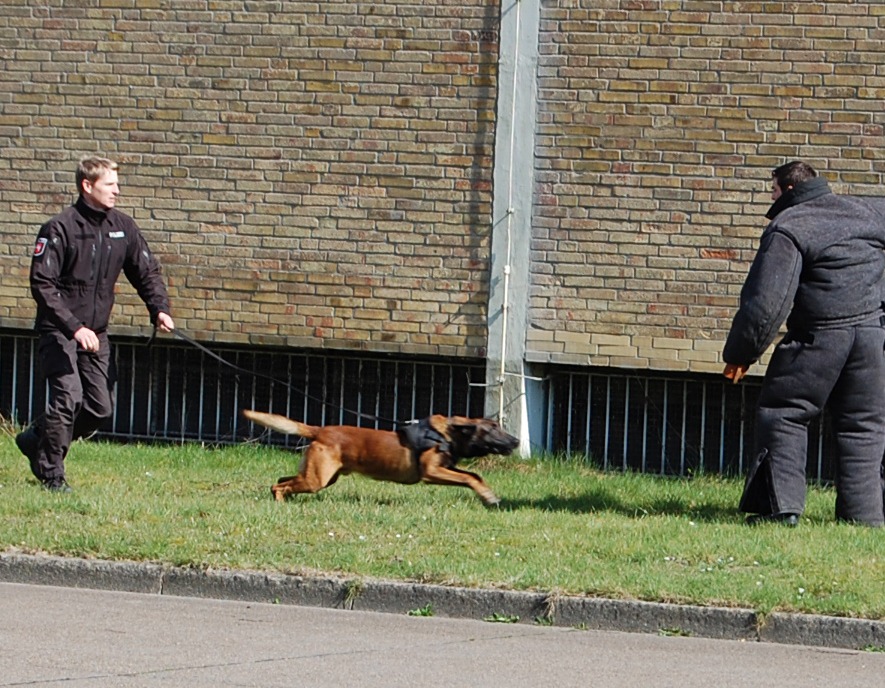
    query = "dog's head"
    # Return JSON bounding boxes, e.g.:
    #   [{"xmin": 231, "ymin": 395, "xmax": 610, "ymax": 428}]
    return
[{"xmin": 430, "ymin": 415, "xmax": 520, "ymax": 459}]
